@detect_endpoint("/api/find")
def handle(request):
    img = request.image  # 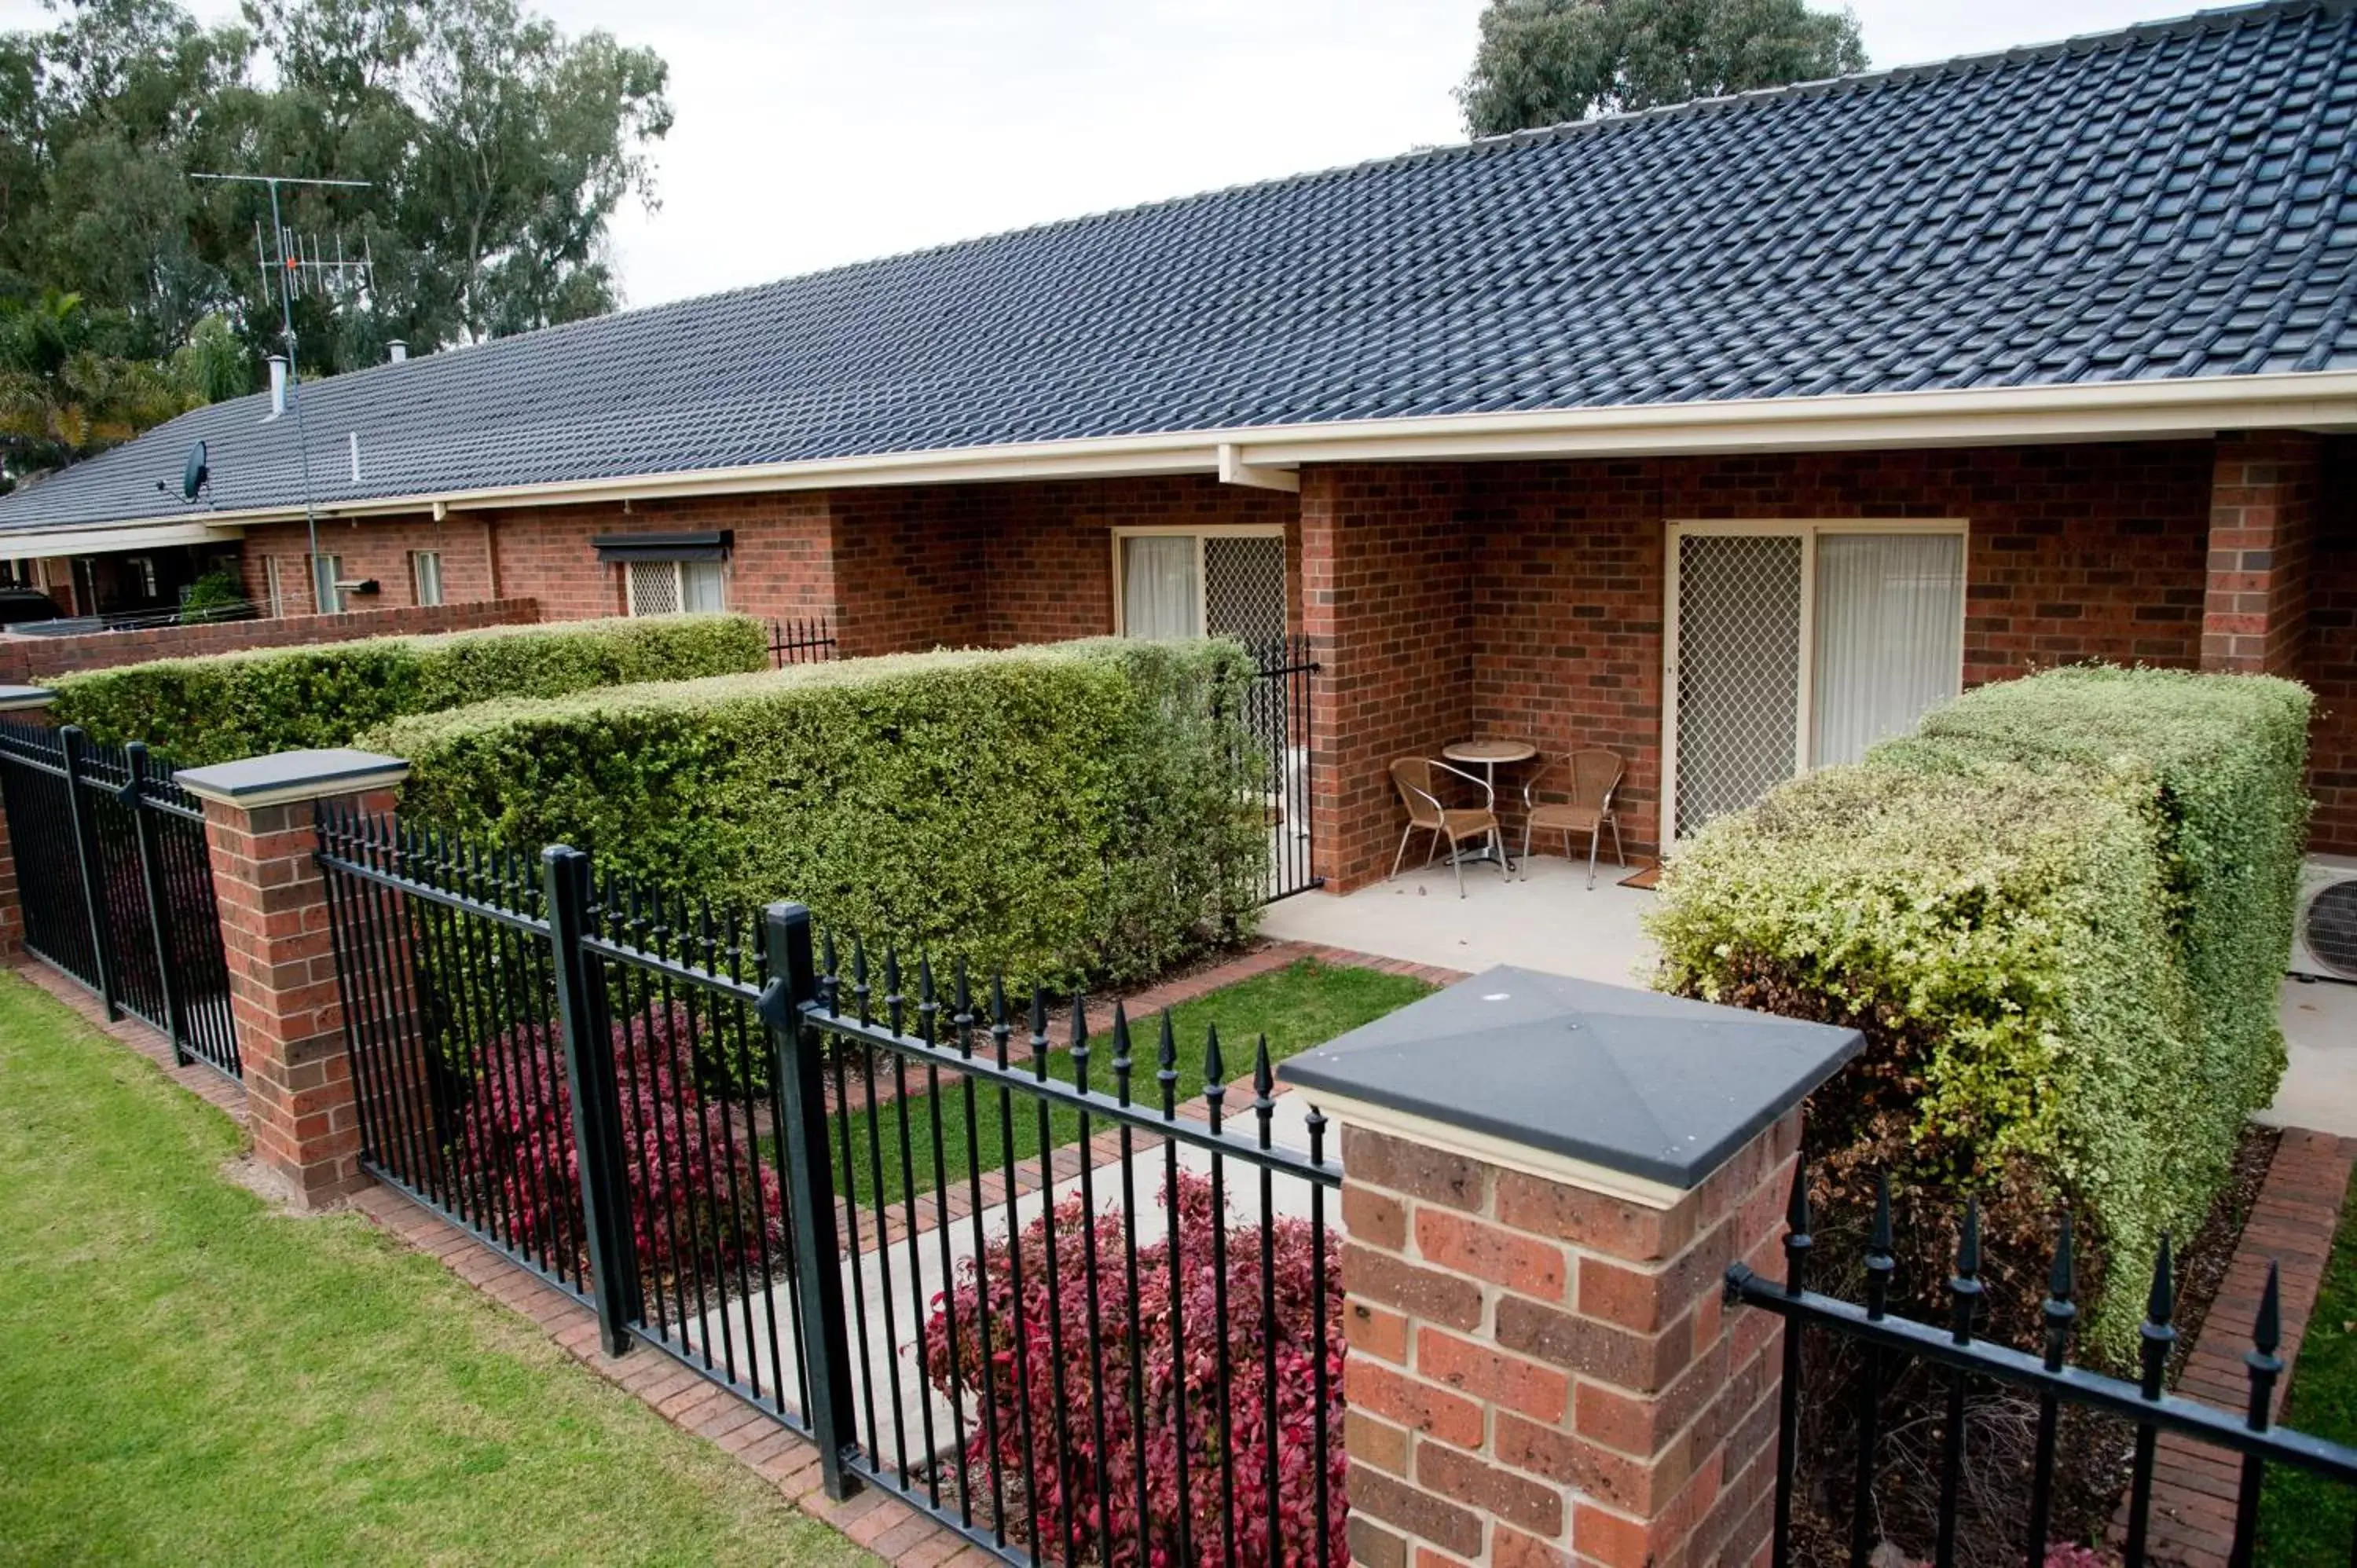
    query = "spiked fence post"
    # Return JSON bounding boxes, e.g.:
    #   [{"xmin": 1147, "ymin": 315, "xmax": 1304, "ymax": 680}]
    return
[
  {"xmin": 544, "ymin": 844, "xmax": 639, "ymax": 1355},
  {"xmin": 1849, "ymin": 1173, "xmax": 1894, "ymax": 1568},
  {"xmin": 1930, "ymin": 1198, "xmax": 1985, "ymax": 1568},
  {"xmin": 2228, "ymin": 1262, "xmax": 2285, "ymax": 1568},
  {"xmin": 2025, "ymin": 1211, "xmax": 2077, "ymax": 1566},
  {"xmin": 759, "ymin": 900, "xmax": 862, "ymax": 1500},
  {"xmin": 2124, "ymin": 1237, "xmax": 2177, "ymax": 1568}
]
